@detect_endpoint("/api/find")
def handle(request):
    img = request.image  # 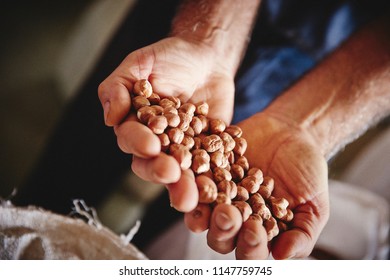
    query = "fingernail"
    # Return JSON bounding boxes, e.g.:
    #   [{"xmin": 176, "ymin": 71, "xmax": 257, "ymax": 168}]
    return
[
  {"xmin": 103, "ymin": 101, "xmax": 110, "ymax": 123},
  {"xmin": 192, "ymin": 208, "xmax": 203, "ymax": 219},
  {"xmin": 215, "ymin": 212, "xmax": 234, "ymax": 231},
  {"xmin": 243, "ymin": 229, "xmax": 260, "ymax": 246}
]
